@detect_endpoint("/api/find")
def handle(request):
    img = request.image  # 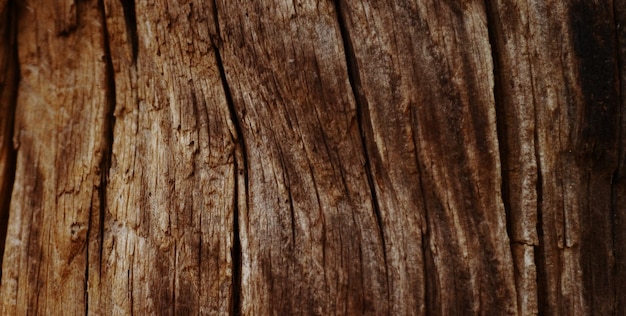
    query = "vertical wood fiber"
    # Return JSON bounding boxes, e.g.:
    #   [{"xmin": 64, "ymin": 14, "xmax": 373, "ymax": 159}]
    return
[
  {"xmin": 95, "ymin": 0, "xmax": 237, "ymax": 314},
  {"xmin": 0, "ymin": 0, "xmax": 109, "ymax": 314},
  {"xmin": 0, "ymin": 0, "xmax": 623, "ymax": 314}
]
